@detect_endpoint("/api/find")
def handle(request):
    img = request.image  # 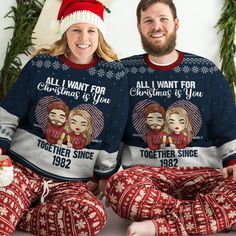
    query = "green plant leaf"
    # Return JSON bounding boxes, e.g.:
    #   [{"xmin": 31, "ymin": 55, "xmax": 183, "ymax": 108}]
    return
[{"xmin": 0, "ymin": 0, "xmax": 44, "ymax": 101}]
